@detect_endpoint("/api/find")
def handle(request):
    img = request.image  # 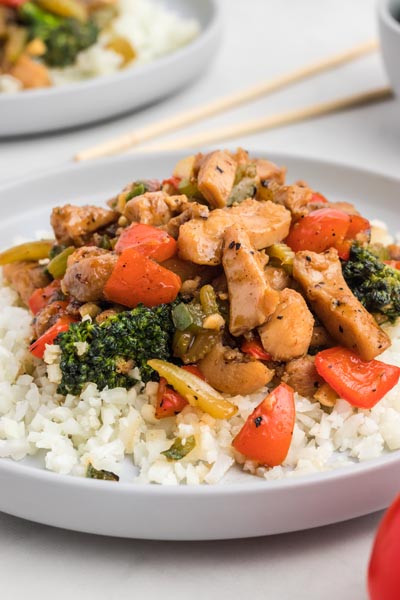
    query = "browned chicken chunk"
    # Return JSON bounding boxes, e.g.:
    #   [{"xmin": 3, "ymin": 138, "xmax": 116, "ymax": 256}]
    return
[
  {"xmin": 222, "ymin": 224, "xmax": 279, "ymax": 336},
  {"xmin": 178, "ymin": 199, "xmax": 291, "ymax": 265},
  {"xmin": 199, "ymin": 341, "xmax": 274, "ymax": 395},
  {"xmin": 162, "ymin": 200, "xmax": 209, "ymax": 239},
  {"xmin": 51, "ymin": 205, "xmax": 117, "ymax": 246},
  {"xmin": 258, "ymin": 288, "xmax": 314, "ymax": 361},
  {"xmin": 123, "ymin": 192, "xmax": 173, "ymax": 225},
  {"xmin": 3, "ymin": 261, "xmax": 50, "ymax": 306},
  {"xmin": 9, "ymin": 54, "xmax": 51, "ymax": 89},
  {"xmin": 254, "ymin": 158, "xmax": 286, "ymax": 185},
  {"xmin": 62, "ymin": 247, "xmax": 118, "ymax": 303},
  {"xmin": 272, "ymin": 184, "xmax": 314, "ymax": 219},
  {"xmin": 34, "ymin": 301, "xmax": 67, "ymax": 337},
  {"xmin": 293, "ymin": 249, "xmax": 391, "ymax": 361},
  {"xmin": 197, "ymin": 150, "xmax": 237, "ymax": 208},
  {"xmin": 282, "ymin": 355, "xmax": 324, "ymax": 398}
]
